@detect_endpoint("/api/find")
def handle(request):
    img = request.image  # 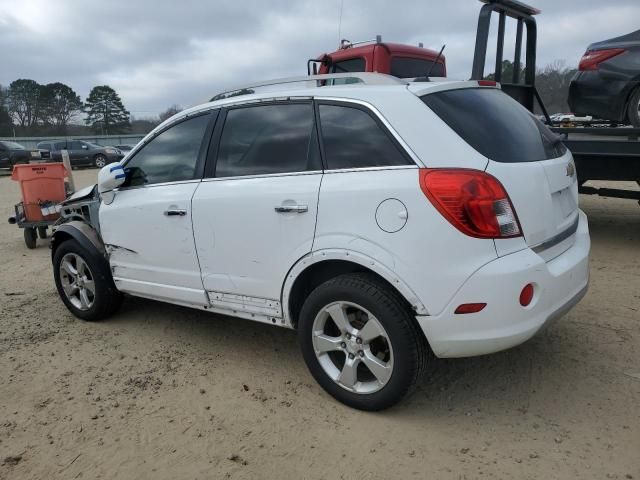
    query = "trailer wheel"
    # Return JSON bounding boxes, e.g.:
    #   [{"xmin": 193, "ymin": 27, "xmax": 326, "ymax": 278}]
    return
[
  {"xmin": 37, "ymin": 226, "xmax": 47, "ymax": 239},
  {"xmin": 24, "ymin": 227, "xmax": 37, "ymax": 249},
  {"xmin": 628, "ymin": 87, "xmax": 640, "ymax": 128}
]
